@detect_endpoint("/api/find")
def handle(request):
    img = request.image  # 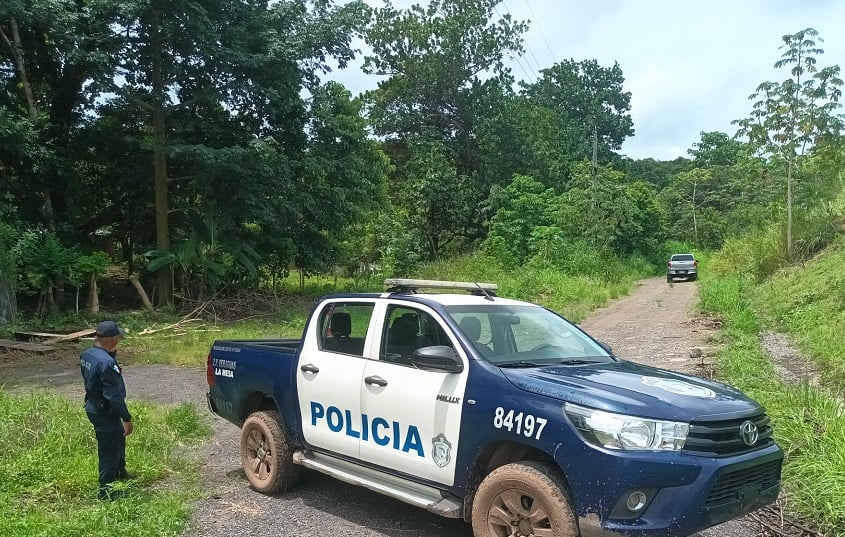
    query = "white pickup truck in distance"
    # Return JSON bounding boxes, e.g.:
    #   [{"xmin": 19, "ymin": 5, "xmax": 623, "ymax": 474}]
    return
[{"xmin": 667, "ymin": 253, "xmax": 698, "ymax": 282}]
